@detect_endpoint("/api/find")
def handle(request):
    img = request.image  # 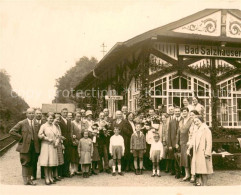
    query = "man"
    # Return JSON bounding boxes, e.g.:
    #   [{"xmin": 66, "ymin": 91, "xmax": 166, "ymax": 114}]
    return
[
  {"xmin": 9, "ymin": 108, "xmax": 40, "ymax": 185},
  {"xmin": 32, "ymin": 109, "xmax": 45, "ymax": 180},
  {"xmin": 121, "ymin": 106, "xmax": 128, "ymax": 120},
  {"xmin": 67, "ymin": 112, "xmax": 73, "ymax": 121},
  {"xmin": 168, "ymin": 106, "xmax": 175, "ymax": 120},
  {"xmin": 59, "ymin": 108, "xmax": 72, "ymax": 178},
  {"xmin": 103, "ymin": 108, "xmax": 113, "ymax": 124},
  {"xmin": 168, "ymin": 107, "xmax": 182, "ymax": 178},
  {"xmin": 157, "ymin": 104, "xmax": 164, "ymax": 116},
  {"xmin": 97, "ymin": 112, "xmax": 112, "ymax": 174},
  {"xmin": 148, "ymin": 108, "xmax": 160, "ymax": 129},
  {"xmin": 80, "ymin": 109, "xmax": 86, "ymax": 122}
]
